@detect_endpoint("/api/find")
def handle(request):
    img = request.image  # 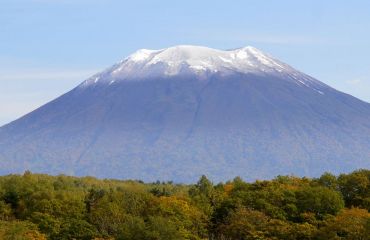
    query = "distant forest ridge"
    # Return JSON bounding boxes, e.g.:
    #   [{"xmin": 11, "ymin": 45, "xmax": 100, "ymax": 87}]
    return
[{"xmin": 0, "ymin": 169, "xmax": 369, "ymax": 239}]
